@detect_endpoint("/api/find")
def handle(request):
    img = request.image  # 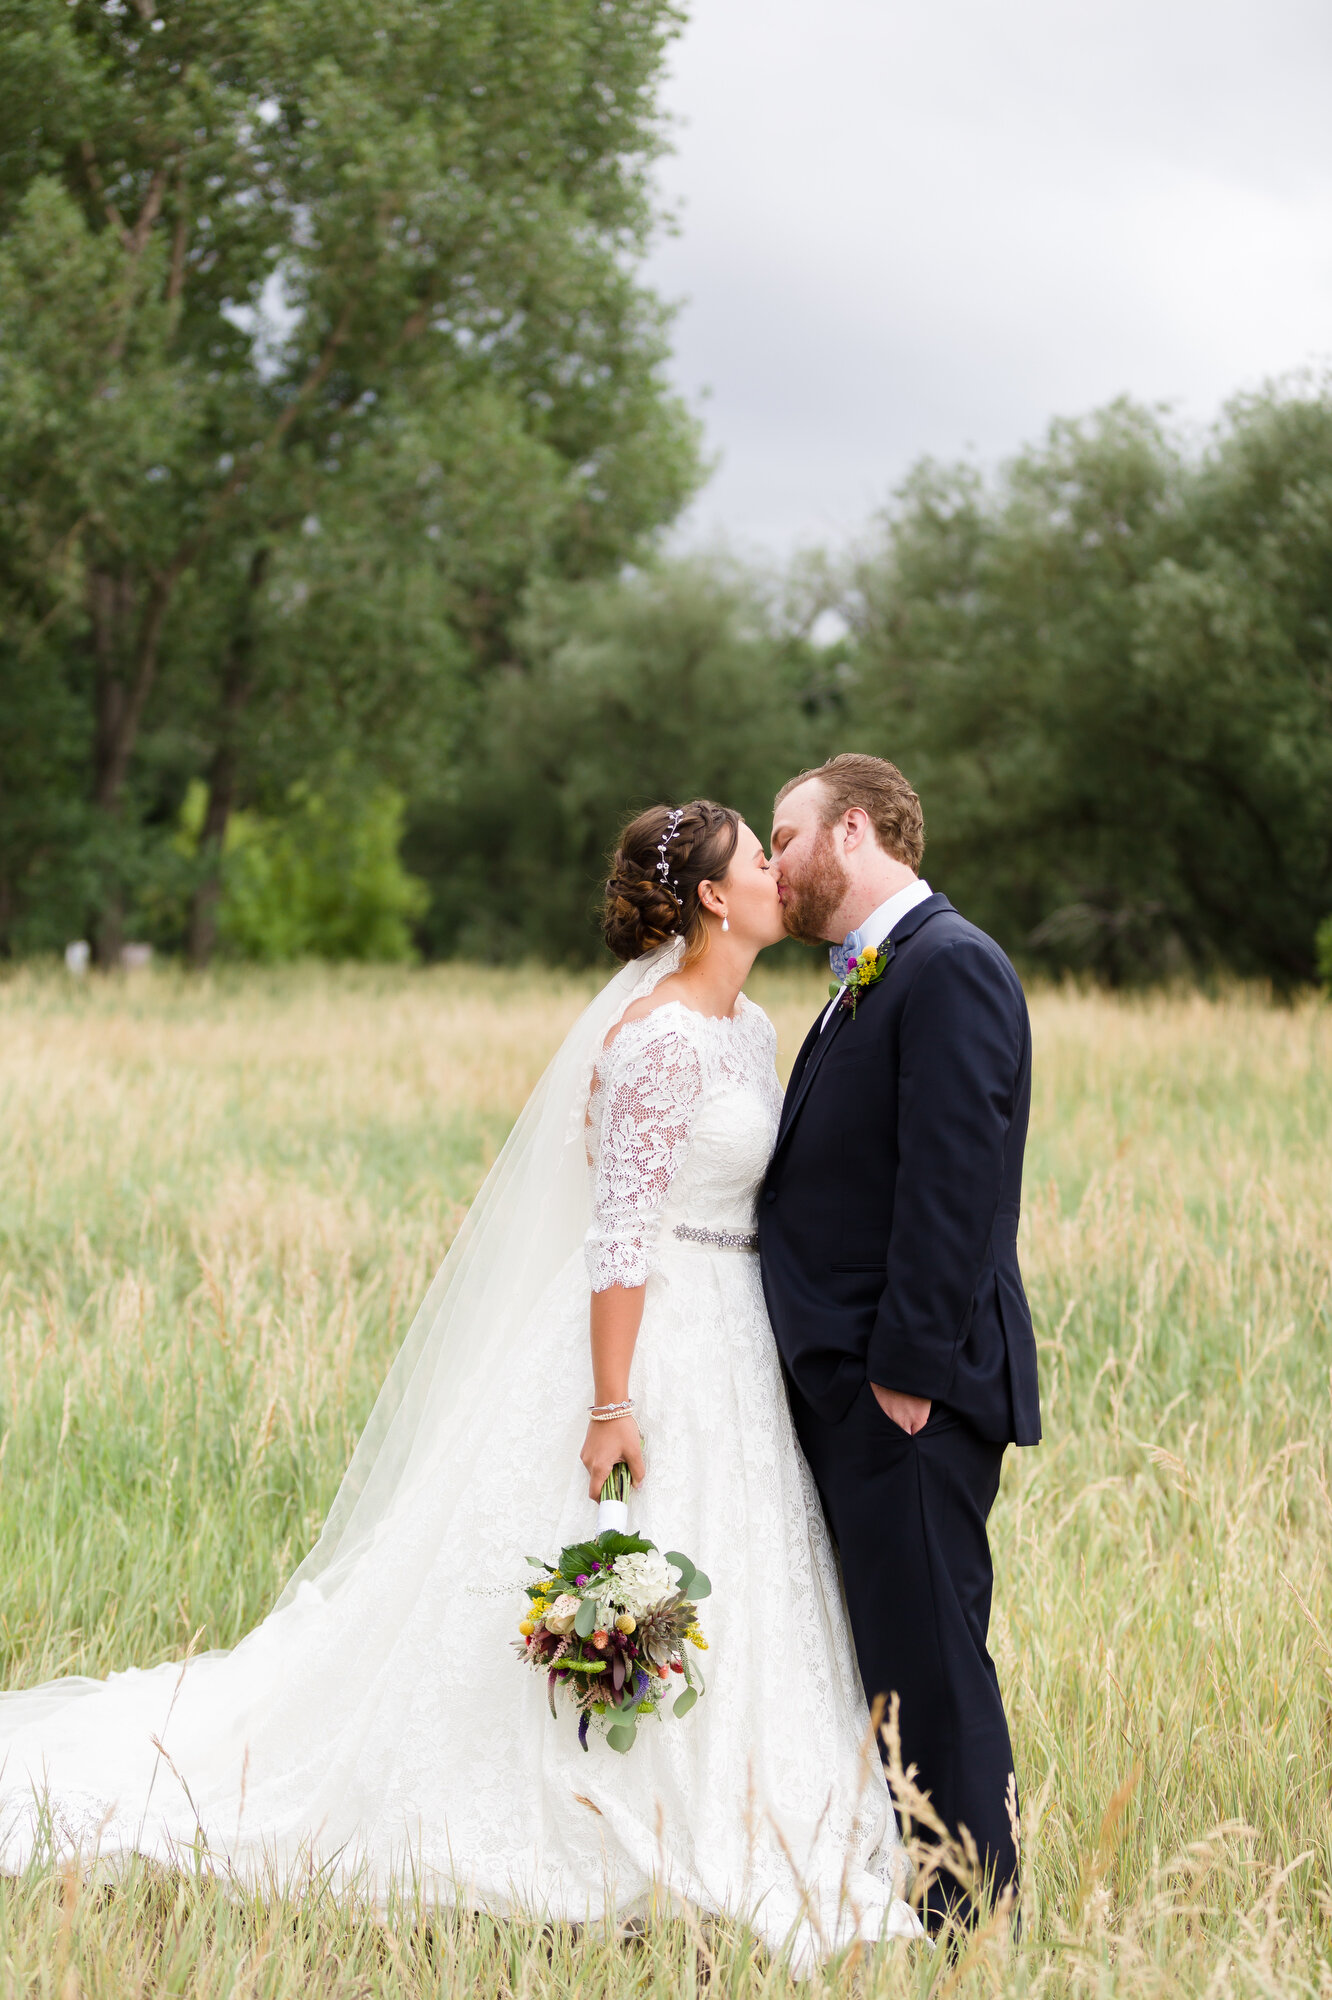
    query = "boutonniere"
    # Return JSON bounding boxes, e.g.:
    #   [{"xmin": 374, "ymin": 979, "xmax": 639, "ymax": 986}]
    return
[{"xmin": 828, "ymin": 942, "xmax": 891, "ymax": 1018}]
